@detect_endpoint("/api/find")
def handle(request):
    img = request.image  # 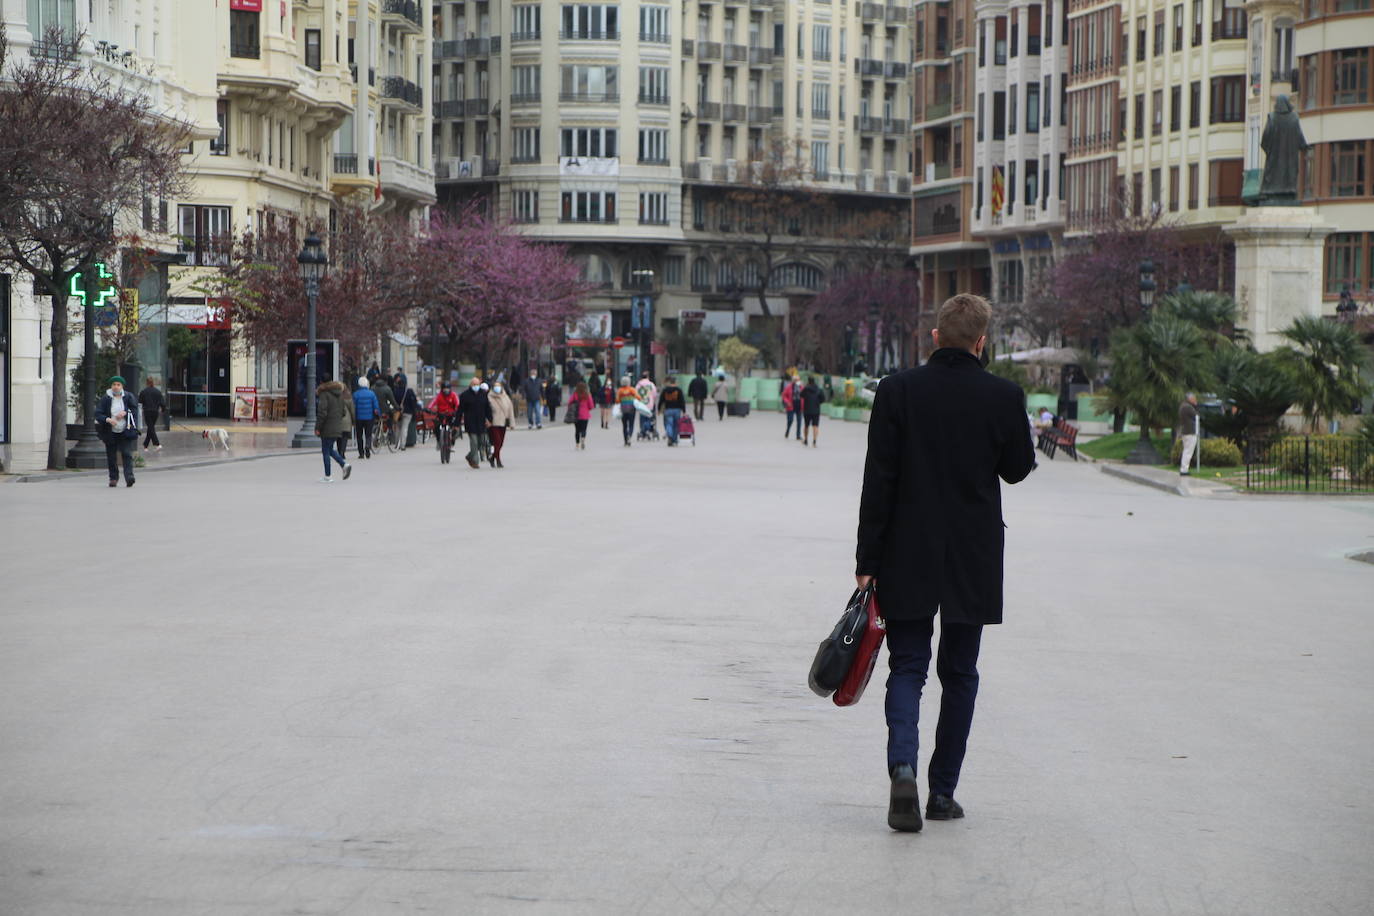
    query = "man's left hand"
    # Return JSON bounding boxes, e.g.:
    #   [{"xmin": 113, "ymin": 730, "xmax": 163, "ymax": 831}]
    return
[{"xmin": 856, "ymin": 575, "xmax": 873, "ymax": 589}]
